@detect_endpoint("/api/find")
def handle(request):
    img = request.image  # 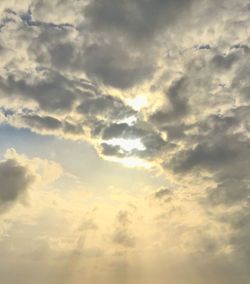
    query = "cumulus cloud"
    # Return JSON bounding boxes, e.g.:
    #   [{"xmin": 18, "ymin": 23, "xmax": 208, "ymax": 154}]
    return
[{"xmin": 0, "ymin": 158, "xmax": 33, "ymax": 211}]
